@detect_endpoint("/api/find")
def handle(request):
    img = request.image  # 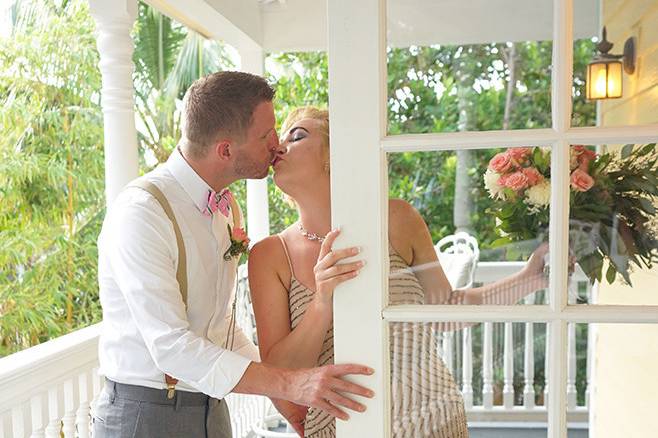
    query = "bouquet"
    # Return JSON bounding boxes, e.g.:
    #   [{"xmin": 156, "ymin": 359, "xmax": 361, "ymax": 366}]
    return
[{"xmin": 484, "ymin": 144, "xmax": 658, "ymax": 285}]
